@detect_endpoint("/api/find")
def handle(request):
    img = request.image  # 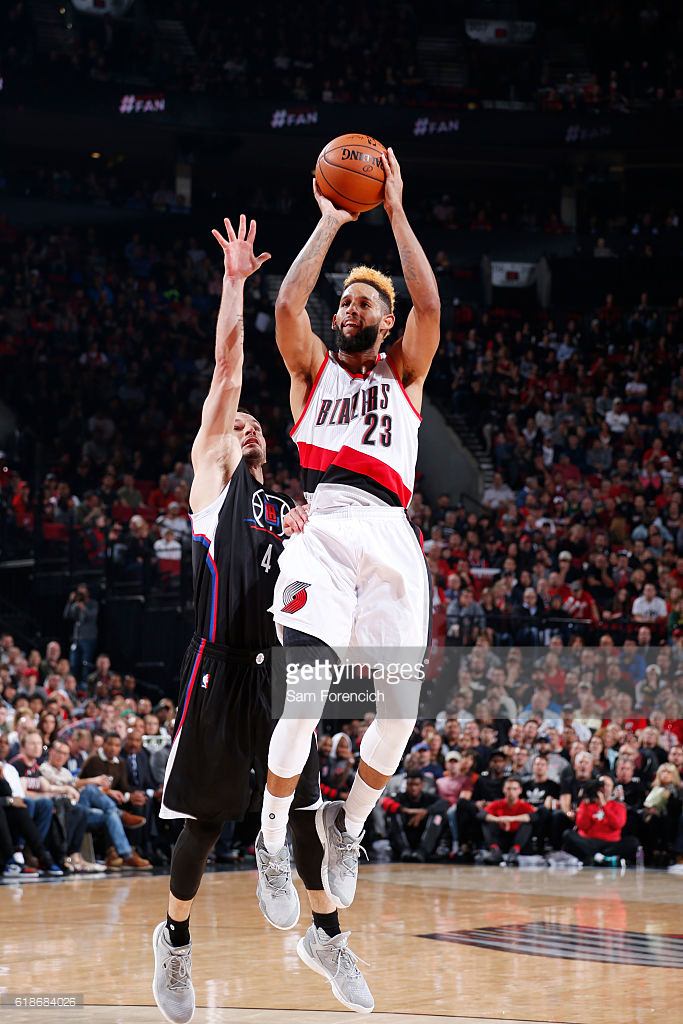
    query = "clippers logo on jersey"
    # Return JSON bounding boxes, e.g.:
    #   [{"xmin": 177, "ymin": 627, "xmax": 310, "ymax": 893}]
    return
[
  {"xmin": 281, "ymin": 581, "xmax": 310, "ymax": 614},
  {"xmin": 201, "ymin": 673, "xmax": 211, "ymax": 689},
  {"xmin": 245, "ymin": 489, "xmax": 290, "ymax": 539}
]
